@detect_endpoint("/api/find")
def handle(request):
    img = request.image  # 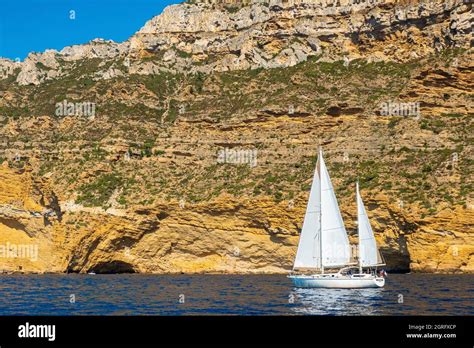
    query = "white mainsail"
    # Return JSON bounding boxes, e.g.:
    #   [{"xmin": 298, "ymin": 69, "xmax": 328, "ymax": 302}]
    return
[
  {"xmin": 319, "ymin": 149, "xmax": 351, "ymax": 267},
  {"xmin": 293, "ymin": 155, "xmax": 321, "ymax": 269},
  {"xmin": 356, "ymin": 182, "xmax": 382, "ymax": 267},
  {"xmin": 293, "ymin": 148, "xmax": 351, "ymax": 270}
]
